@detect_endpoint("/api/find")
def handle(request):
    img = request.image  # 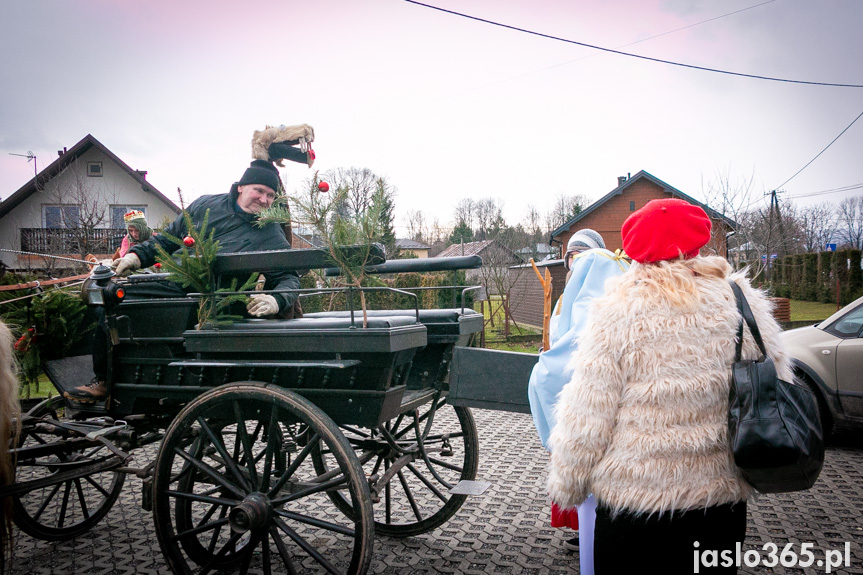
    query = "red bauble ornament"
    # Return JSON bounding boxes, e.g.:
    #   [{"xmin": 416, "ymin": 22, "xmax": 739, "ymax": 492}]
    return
[
  {"xmin": 183, "ymin": 236, "xmax": 195, "ymax": 247},
  {"xmin": 309, "ymin": 149, "xmax": 316, "ymax": 160},
  {"xmin": 318, "ymin": 181, "xmax": 330, "ymax": 193},
  {"xmin": 154, "ymin": 262, "xmax": 162, "ymax": 269}
]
